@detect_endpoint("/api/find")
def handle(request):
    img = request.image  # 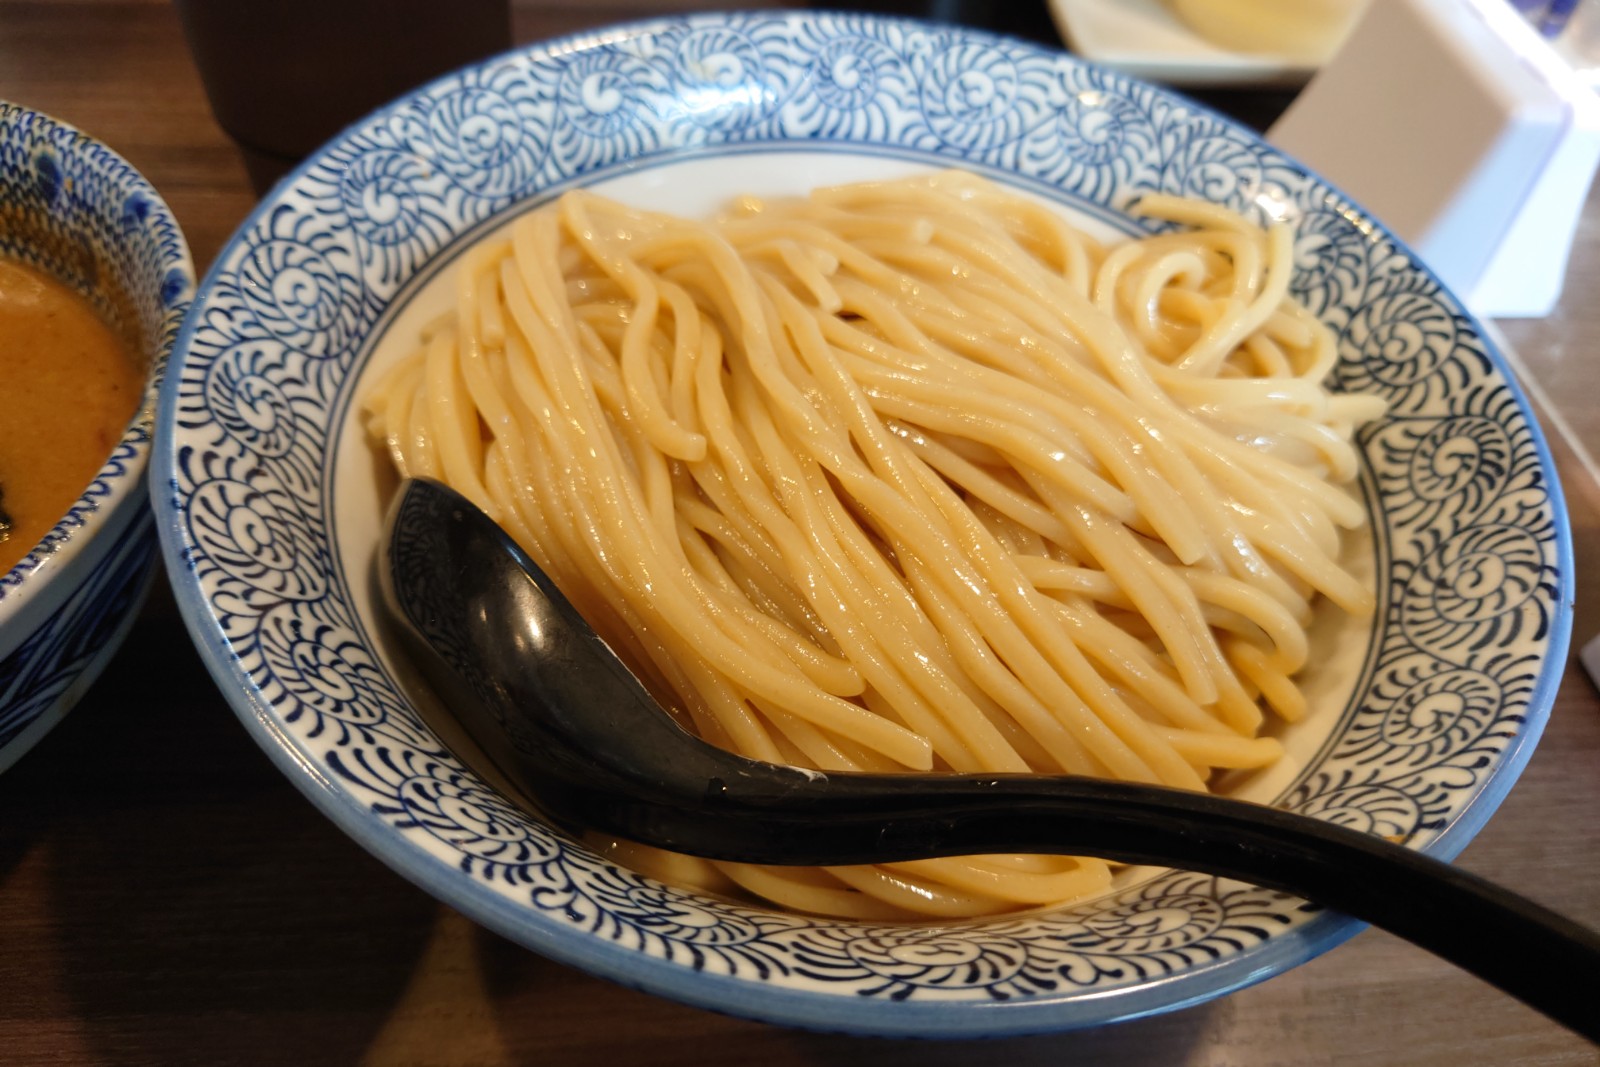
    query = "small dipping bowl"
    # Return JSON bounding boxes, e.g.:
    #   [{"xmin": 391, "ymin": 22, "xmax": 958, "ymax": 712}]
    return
[{"xmin": 0, "ymin": 102, "xmax": 193, "ymax": 771}]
